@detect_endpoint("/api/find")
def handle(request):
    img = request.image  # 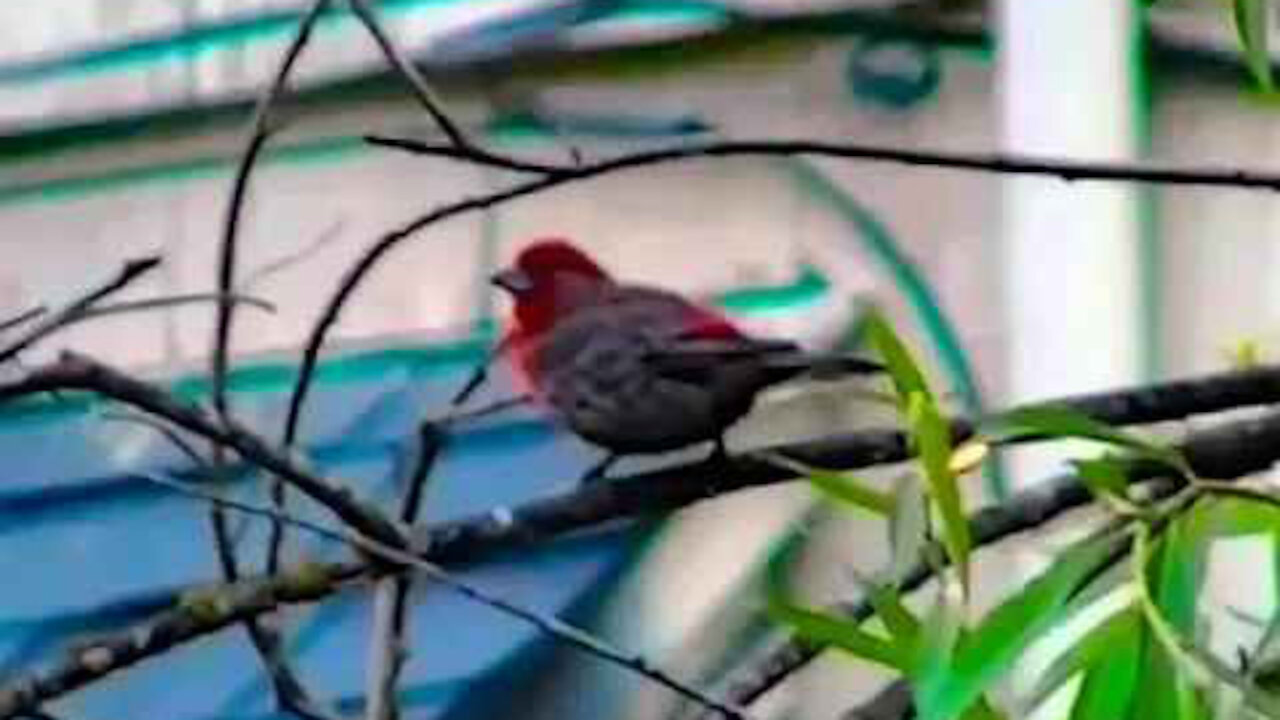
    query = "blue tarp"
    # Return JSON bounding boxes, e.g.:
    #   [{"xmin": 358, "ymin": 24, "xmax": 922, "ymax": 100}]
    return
[{"xmin": 0, "ymin": 342, "xmax": 645, "ymax": 718}]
